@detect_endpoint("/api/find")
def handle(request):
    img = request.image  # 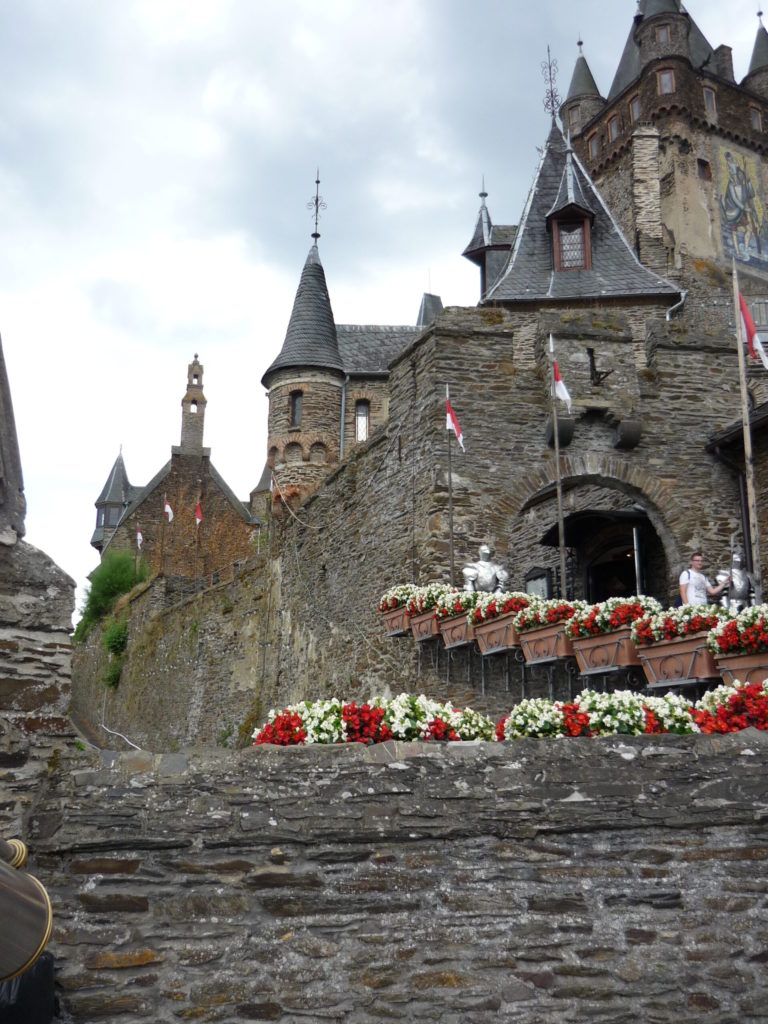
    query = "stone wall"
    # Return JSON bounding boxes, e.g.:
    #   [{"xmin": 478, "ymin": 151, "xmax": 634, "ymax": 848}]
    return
[
  {"xmin": 0, "ymin": 537, "xmax": 75, "ymax": 839},
  {"xmin": 69, "ymin": 556, "xmax": 271, "ymax": 752},
  {"xmin": 21, "ymin": 731, "xmax": 768, "ymax": 1023}
]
